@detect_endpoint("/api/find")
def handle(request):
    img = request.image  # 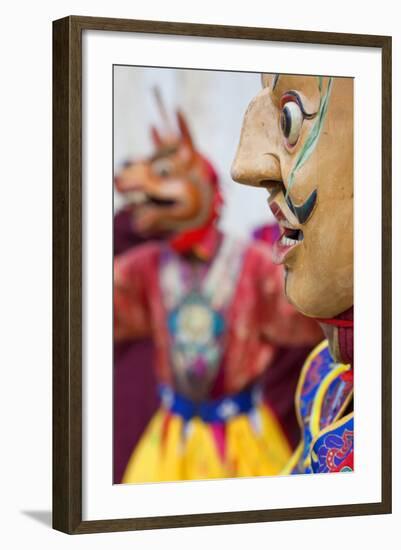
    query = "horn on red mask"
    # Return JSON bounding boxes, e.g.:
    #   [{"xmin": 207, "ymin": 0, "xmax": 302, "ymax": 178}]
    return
[
  {"xmin": 153, "ymin": 86, "xmax": 173, "ymax": 132},
  {"xmin": 176, "ymin": 110, "xmax": 194, "ymax": 150},
  {"xmin": 150, "ymin": 87, "xmax": 179, "ymax": 147},
  {"xmin": 150, "ymin": 125, "xmax": 163, "ymax": 148}
]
